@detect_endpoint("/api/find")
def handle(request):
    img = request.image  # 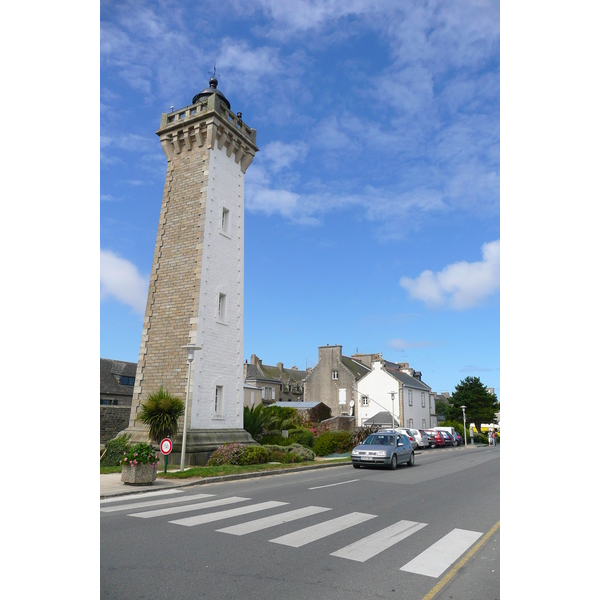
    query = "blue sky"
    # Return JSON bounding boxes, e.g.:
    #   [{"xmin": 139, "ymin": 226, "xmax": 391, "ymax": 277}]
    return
[{"xmin": 100, "ymin": 0, "xmax": 500, "ymax": 399}]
